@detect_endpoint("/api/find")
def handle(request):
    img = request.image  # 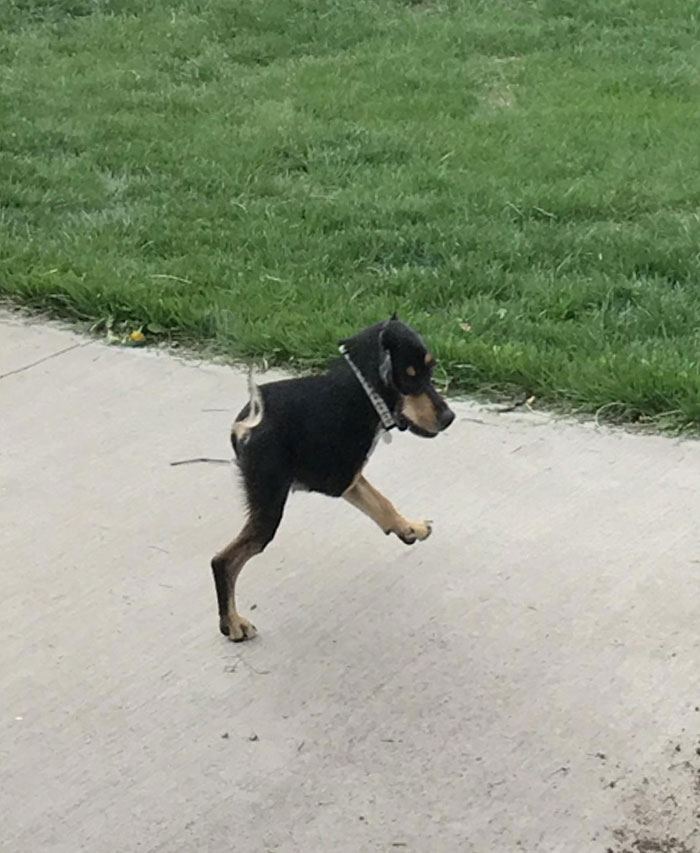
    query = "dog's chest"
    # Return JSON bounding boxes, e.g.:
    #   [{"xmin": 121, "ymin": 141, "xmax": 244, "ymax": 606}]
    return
[
  {"xmin": 290, "ymin": 426, "xmax": 388, "ymax": 494},
  {"xmin": 367, "ymin": 424, "xmax": 386, "ymax": 460}
]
